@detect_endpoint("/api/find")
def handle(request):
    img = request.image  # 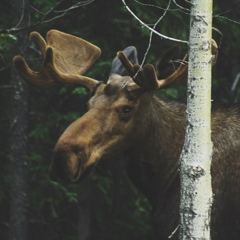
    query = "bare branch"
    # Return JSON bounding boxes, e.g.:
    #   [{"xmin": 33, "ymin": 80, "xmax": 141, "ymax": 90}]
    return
[
  {"xmin": 14, "ymin": 1, "xmax": 26, "ymax": 28},
  {"xmin": 133, "ymin": 0, "xmax": 189, "ymax": 15},
  {"xmin": 168, "ymin": 224, "xmax": 179, "ymax": 239},
  {"xmin": 35, "ymin": 12, "xmax": 66, "ymax": 26},
  {"xmin": 122, "ymin": 0, "xmax": 189, "ymax": 45},
  {"xmin": 213, "ymin": 15, "xmax": 240, "ymax": 25},
  {"xmin": 212, "ymin": 27, "xmax": 223, "ymax": 49},
  {"xmin": 33, "ymin": 0, "xmax": 64, "ymax": 22},
  {"xmin": 139, "ymin": 0, "xmax": 173, "ymax": 69},
  {"xmin": 34, "ymin": 0, "xmax": 95, "ymax": 27},
  {"xmin": 130, "ymin": 0, "xmax": 173, "ymax": 81},
  {"xmin": 0, "ymin": 0, "xmax": 95, "ymax": 34},
  {"xmin": 133, "ymin": 0, "xmax": 170, "ymax": 11},
  {"xmin": 172, "ymin": 0, "xmax": 190, "ymax": 13},
  {"xmin": 53, "ymin": 0, "xmax": 95, "ymax": 13}
]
